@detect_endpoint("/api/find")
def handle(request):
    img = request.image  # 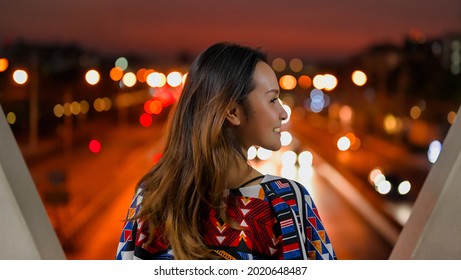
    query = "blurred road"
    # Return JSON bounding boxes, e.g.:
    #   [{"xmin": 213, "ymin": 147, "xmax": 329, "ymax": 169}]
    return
[
  {"xmin": 20, "ymin": 113, "xmax": 423, "ymax": 260},
  {"xmin": 288, "ymin": 113, "xmax": 428, "ymax": 229},
  {"xmin": 24, "ymin": 120, "xmax": 167, "ymax": 258}
]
